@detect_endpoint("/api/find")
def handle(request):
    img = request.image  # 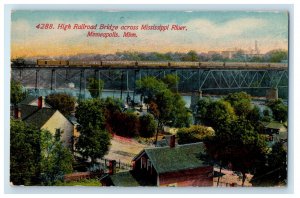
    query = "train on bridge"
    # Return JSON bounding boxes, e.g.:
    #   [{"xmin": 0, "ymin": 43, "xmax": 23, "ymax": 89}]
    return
[{"xmin": 11, "ymin": 59, "xmax": 287, "ymax": 69}]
